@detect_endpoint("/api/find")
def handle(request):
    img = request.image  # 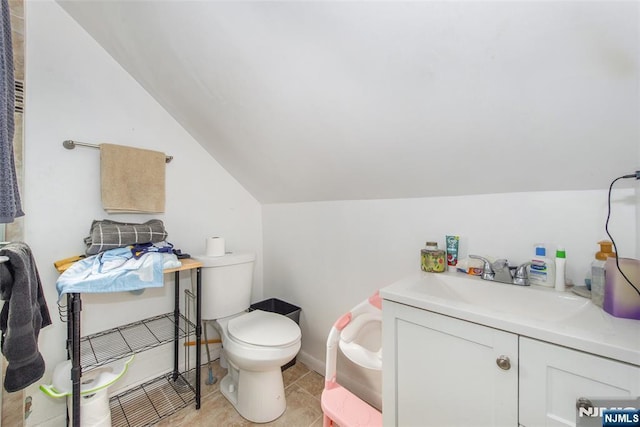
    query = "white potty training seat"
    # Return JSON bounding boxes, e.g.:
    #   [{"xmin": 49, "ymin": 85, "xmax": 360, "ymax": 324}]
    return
[
  {"xmin": 40, "ymin": 356, "xmax": 134, "ymax": 427},
  {"xmin": 216, "ymin": 310, "xmax": 301, "ymax": 423}
]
